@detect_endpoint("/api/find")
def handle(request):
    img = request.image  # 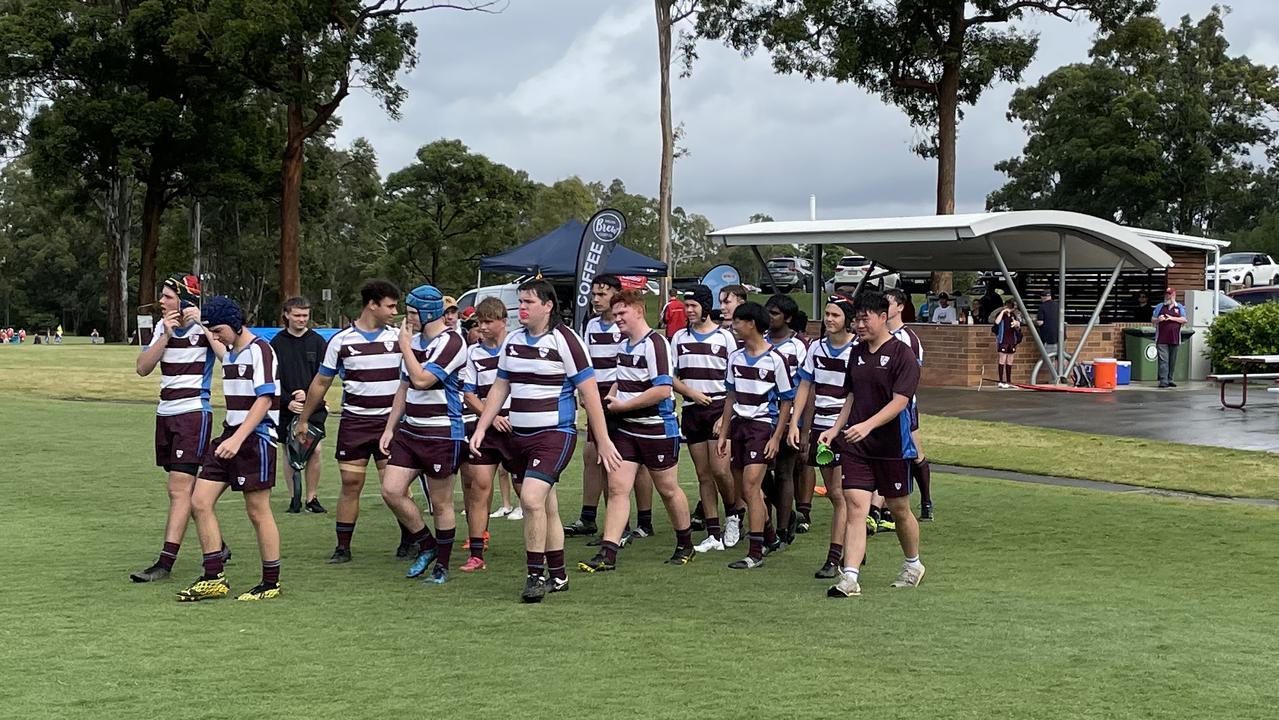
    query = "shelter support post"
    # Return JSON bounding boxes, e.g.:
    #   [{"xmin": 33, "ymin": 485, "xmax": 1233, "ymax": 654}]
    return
[
  {"xmin": 813, "ymin": 244, "xmax": 822, "ymax": 317},
  {"xmin": 987, "ymin": 237, "xmax": 1057, "ymax": 381},
  {"xmin": 1062, "ymin": 259, "xmax": 1125, "ymax": 381},
  {"xmin": 1213, "ymin": 246, "xmax": 1221, "ymax": 316},
  {"xmin": 752, "ymin": 246, "xmax": 779, "ymax": 294},
  {"xmin": 1057, "ymin": 233, "xmax": 1067, "ymax": 379}
]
